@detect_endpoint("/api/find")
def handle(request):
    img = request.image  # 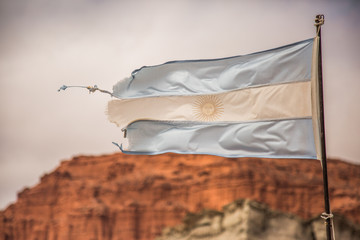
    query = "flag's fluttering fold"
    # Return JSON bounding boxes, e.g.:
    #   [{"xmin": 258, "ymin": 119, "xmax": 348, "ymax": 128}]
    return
[
  {"xmin": 61, "ymin": 37, "xmax": 322, "ymax": 159},
  {"xmin": 106, "ymin": 38, "xmax": 322, "ymax": 159}
]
